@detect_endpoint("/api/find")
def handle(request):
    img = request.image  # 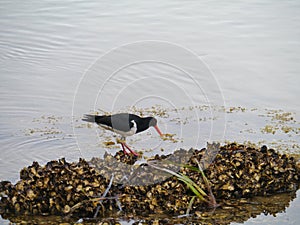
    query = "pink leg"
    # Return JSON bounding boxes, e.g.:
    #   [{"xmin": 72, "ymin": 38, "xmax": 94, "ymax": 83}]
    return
[
  {"xmin": 121, "ymin": 143, "xmax": 129, "ymax": 155},
  {"xmin": 123, "ymin": 142, "xmax": 139, "ymax": 156}
]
